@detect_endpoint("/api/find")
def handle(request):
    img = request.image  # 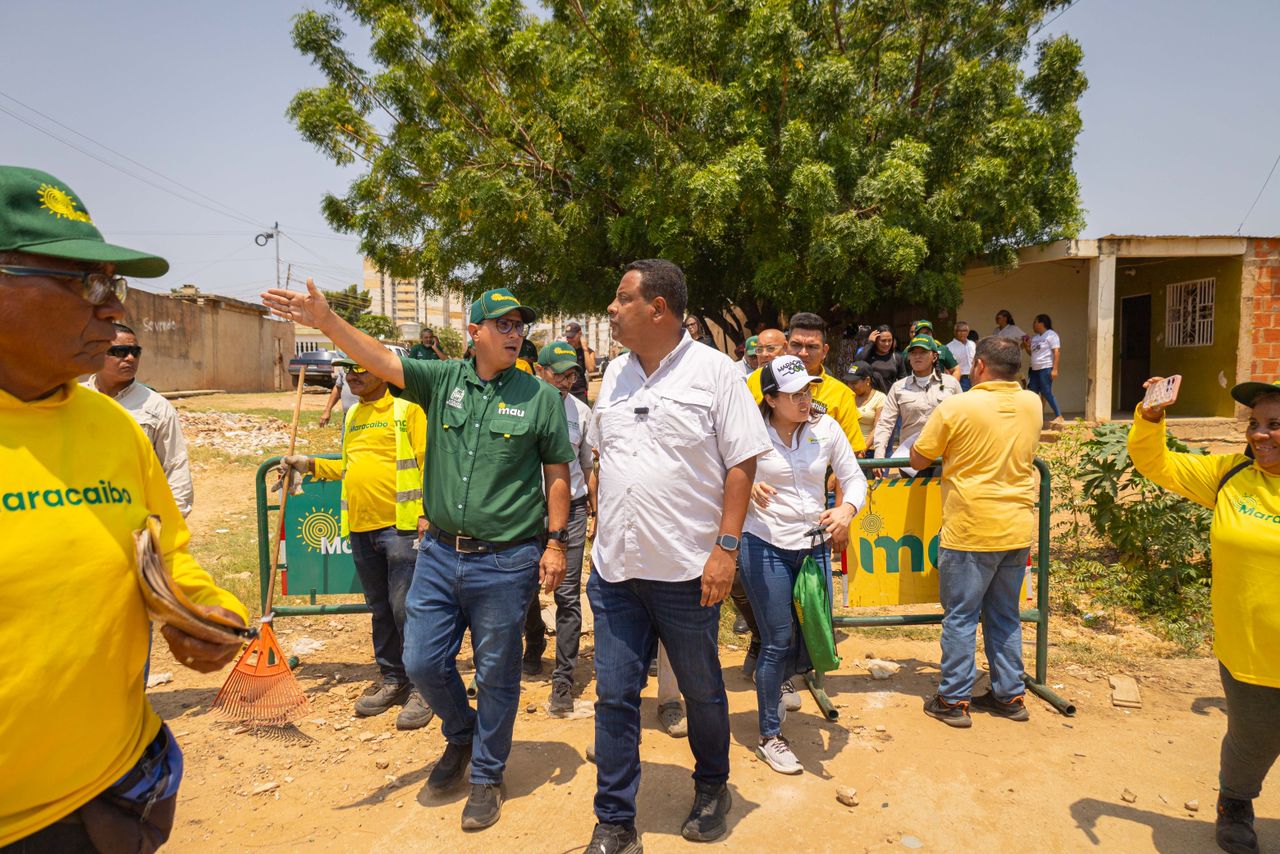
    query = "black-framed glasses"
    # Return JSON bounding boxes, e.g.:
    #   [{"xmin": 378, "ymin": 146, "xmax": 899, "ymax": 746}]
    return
[
  {"xmin": 490, "ymin": 317, "xmax": 531, "ymax": 337},
  {"xmin": 682, "ymin": 320, "xmax": 699, "ymax": 329},
  {"xmin": 106, "ymin": 345, "xmax": 142, "ymax": 359},
  {"xmin": 756, "ymin": 343, "xmax": 785, "ymax": 355},
  {"xmin": 0, "ymin": 265, "xmax": 128, "ymax": 306}
]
